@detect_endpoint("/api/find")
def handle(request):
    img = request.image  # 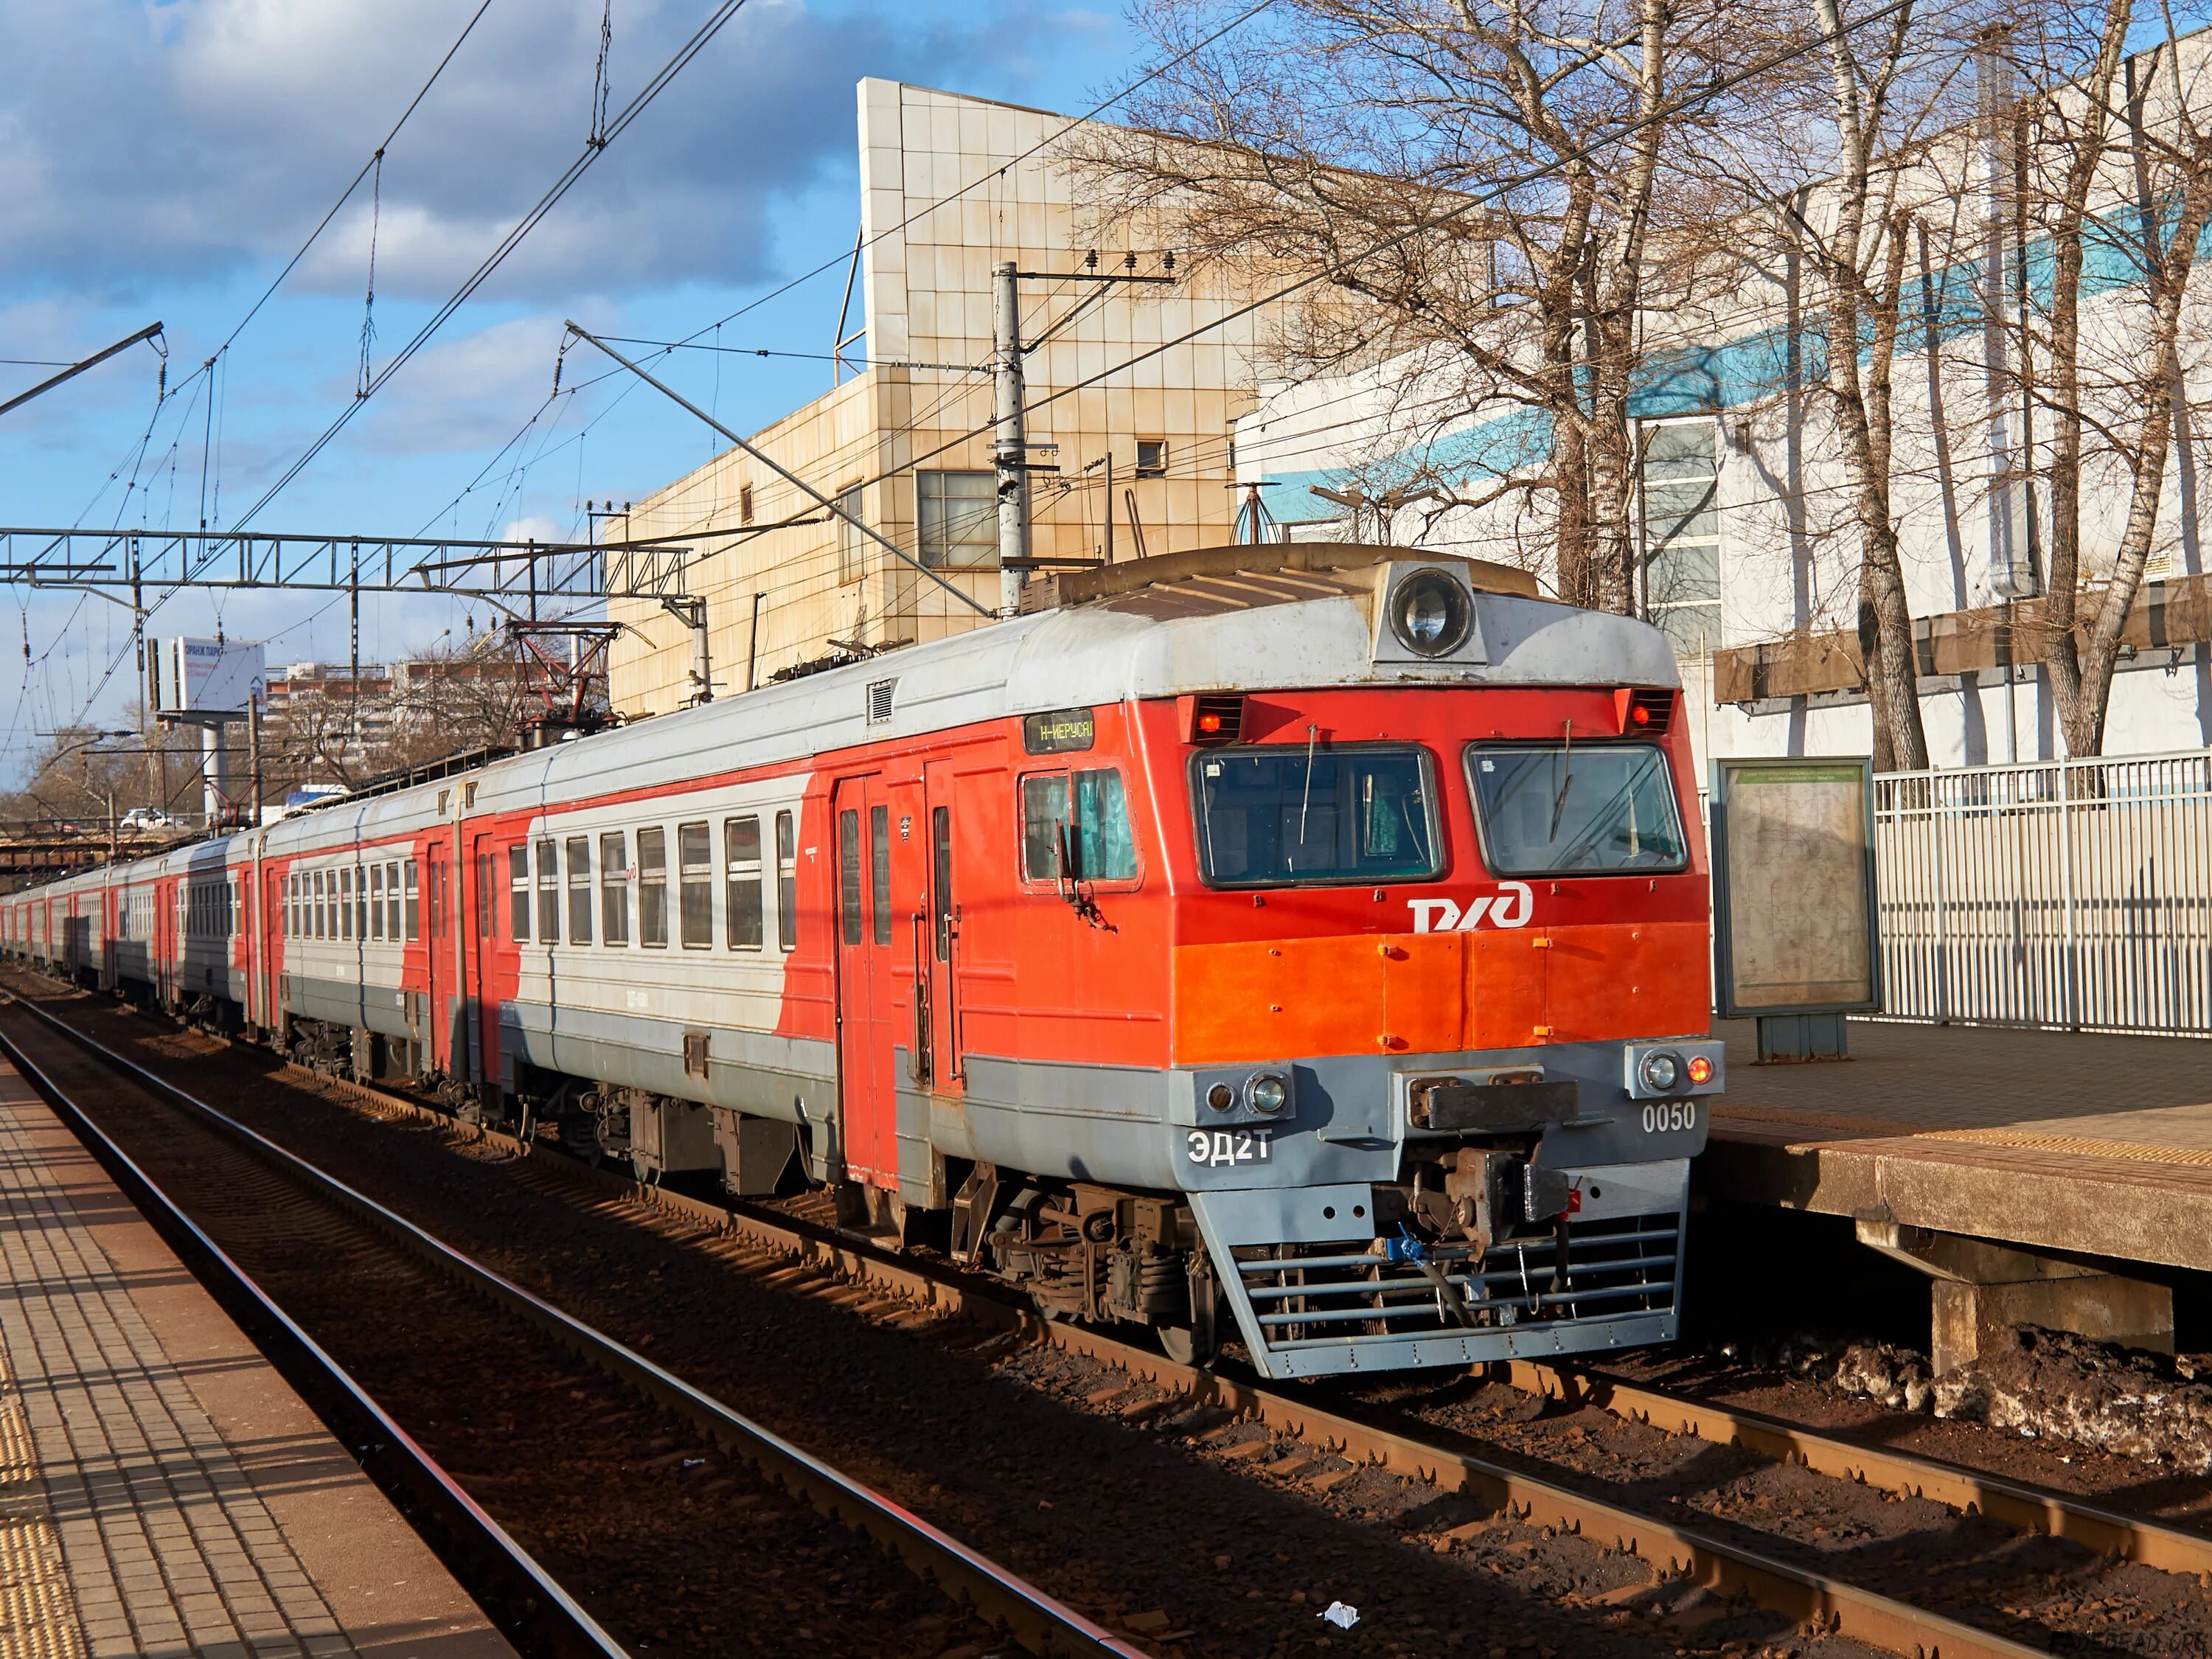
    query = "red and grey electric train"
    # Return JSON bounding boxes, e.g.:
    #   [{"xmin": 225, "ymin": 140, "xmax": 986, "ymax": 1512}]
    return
[{"xmin": 5, "ymin": 545, "xmax": 1722, "ymax": 1380}]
